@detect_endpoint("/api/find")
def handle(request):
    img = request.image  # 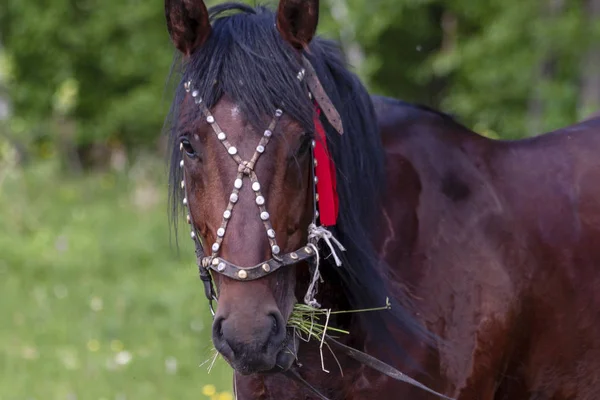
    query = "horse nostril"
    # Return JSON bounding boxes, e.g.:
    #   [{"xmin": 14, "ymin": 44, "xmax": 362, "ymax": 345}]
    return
[
  {"xmin": 267, "ymin": 312, "xmax": 286, "ymax": 343},
  {"xmin": 212, "ymin": 316, "xmax": 235, "ymax": 360},
  {"xmin": 269, "ymin": 313, "xmax": 278, "ymax": 336},
  {"xmin": 212, "ymin": 316, "xmax": 225, "ymax": 342}
]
